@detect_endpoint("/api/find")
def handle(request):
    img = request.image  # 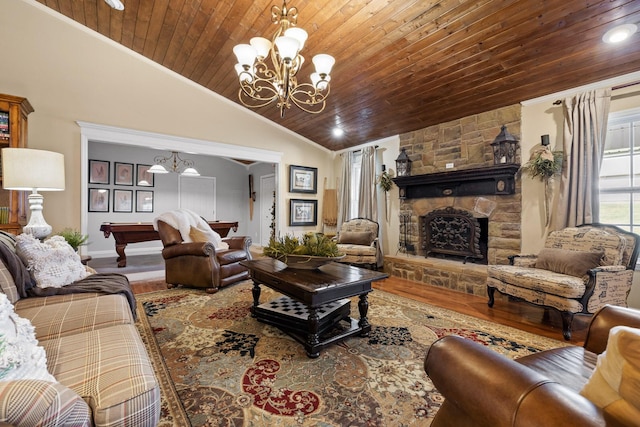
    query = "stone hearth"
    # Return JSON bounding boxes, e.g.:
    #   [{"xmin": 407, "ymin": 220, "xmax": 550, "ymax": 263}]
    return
[{"xmin": 385, "ymin": 104, "xmax": 522, "ymax": 296}]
